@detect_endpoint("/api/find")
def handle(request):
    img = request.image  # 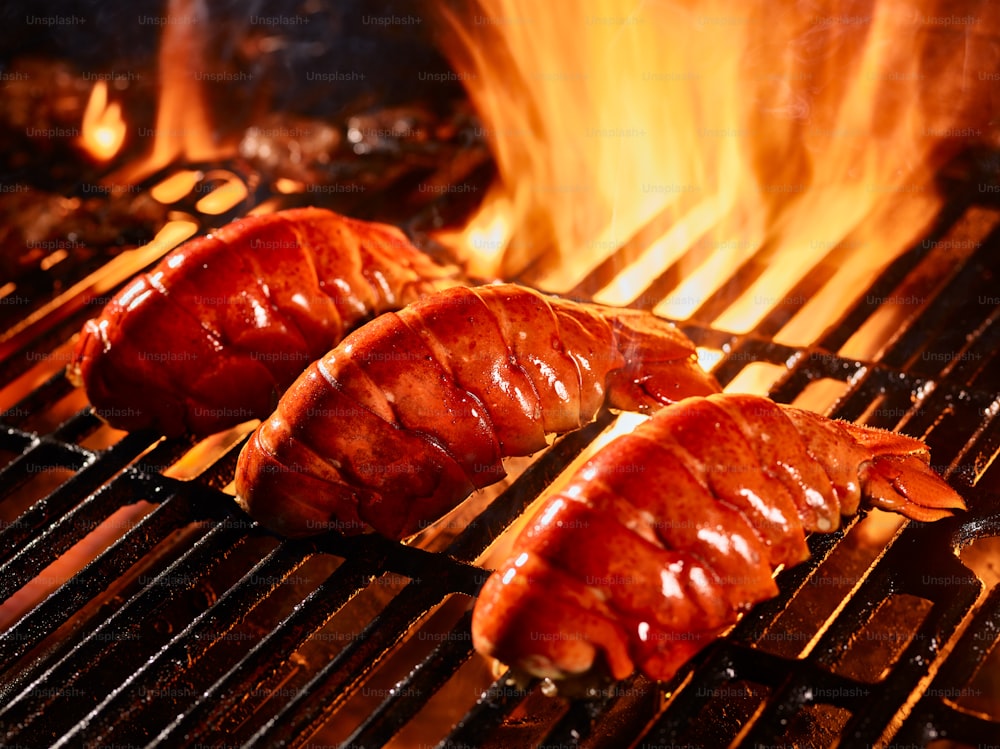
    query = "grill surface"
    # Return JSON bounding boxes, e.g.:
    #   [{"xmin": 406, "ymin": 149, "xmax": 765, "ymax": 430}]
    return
[{"xmin": 1, "ymin": 151, "xmax": 999, "ymax": 749}]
